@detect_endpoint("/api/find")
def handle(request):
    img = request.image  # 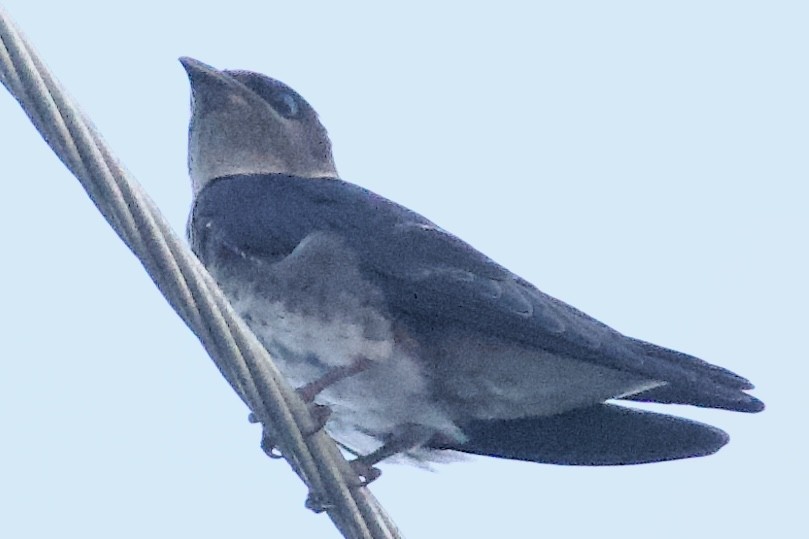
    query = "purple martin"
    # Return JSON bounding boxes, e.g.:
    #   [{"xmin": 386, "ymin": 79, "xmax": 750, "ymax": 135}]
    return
[{"xmin": 180, "ymin": 57, "xmax": 763, "ymax": 476}]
